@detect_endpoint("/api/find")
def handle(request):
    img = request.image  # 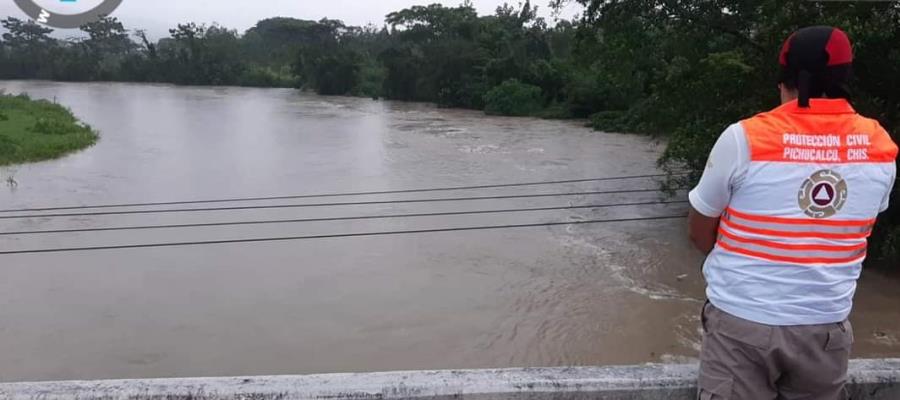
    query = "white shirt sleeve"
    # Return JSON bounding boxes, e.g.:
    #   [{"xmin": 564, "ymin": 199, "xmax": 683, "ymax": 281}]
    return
[
  {"xmin": 881, "ymin": 163, "xmax": 896, "ymax": 213},
  {"xmin": 688, "ymin": 124, "xmax": 750, "ymax": 218}
]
